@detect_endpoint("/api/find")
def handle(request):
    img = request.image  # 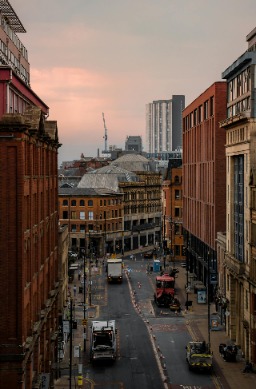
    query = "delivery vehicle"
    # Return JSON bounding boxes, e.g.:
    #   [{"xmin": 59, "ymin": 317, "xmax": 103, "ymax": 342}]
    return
[
  {"xmin": 90, "ymin": 320, "xmax": 117, "ymax": 362},
  {"xmin": 154, "ymin": 273, "xmax": 175, "ymax": 307},
  {"xmin": 107, "ymin": 258, "xmax": 123, "ymax": 282},
  {"xmin": 186, "ymin": 341, "xmax": 213, "ymax": 372}
]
